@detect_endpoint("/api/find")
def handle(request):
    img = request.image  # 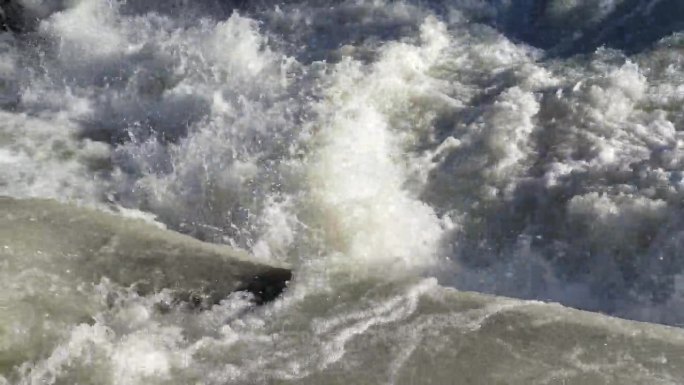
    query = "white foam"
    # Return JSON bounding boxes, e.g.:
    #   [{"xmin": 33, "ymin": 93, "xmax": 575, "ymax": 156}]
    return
[{"xmin": 305, "ymin": 18, "xmax": 450, "ymax": 274}]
